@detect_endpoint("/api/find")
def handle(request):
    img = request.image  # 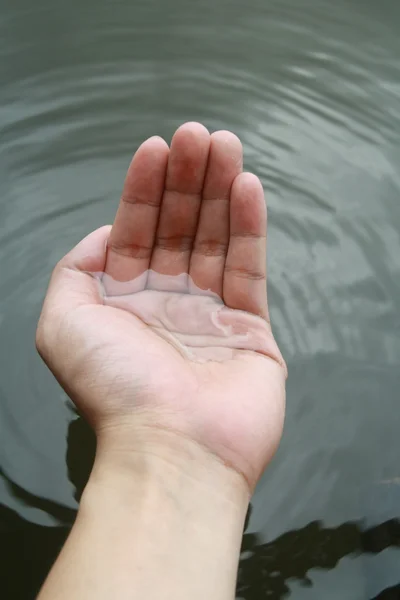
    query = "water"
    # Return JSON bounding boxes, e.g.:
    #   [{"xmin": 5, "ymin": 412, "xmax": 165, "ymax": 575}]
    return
[
  {"xmin": 1, "ymin": 0, "xmax": 400, "ymax": 597},
  {"xmin": 91, "ymin": 269, "xmax": 285, "ymax": 363}
]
